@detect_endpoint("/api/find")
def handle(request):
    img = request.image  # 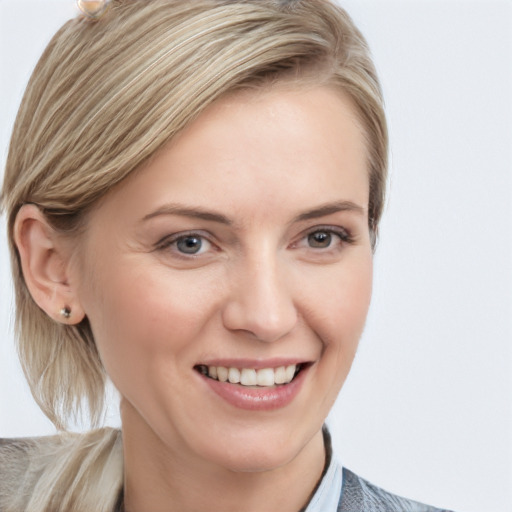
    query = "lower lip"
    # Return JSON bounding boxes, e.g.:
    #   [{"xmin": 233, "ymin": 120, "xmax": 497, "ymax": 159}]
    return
[{"xmin": 200, "ymin": 366, "xmax": 309, "ymax": 411}]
